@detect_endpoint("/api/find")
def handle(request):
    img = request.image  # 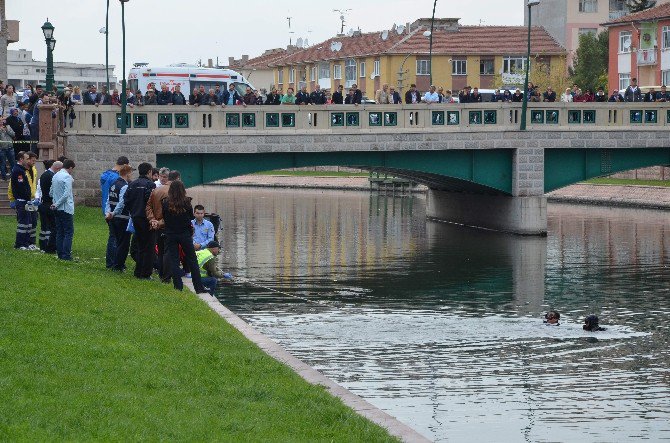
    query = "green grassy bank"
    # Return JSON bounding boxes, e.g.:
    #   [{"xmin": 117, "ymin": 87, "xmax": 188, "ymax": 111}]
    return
[{"xmin": 0, "ymin": 207, "xmax": 395, "ymax": 441}]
